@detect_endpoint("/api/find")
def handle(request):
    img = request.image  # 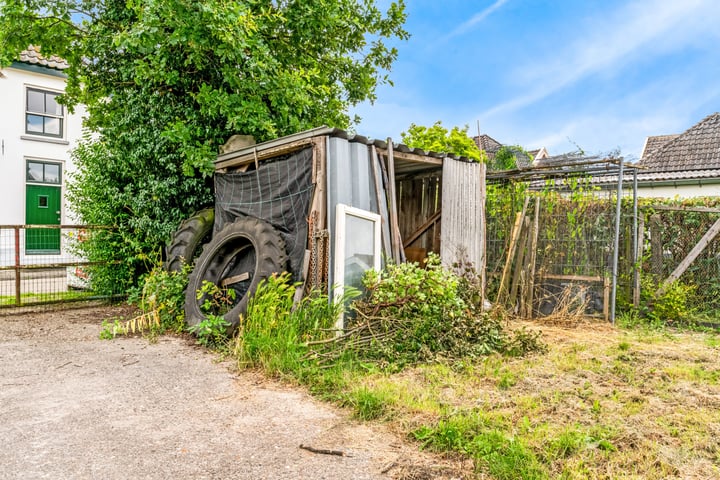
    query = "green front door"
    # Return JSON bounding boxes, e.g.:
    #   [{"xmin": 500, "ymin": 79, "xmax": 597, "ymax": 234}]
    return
[{"xmin": 26, "ymin": 184, "xmax": 61, "ymax": 254}]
